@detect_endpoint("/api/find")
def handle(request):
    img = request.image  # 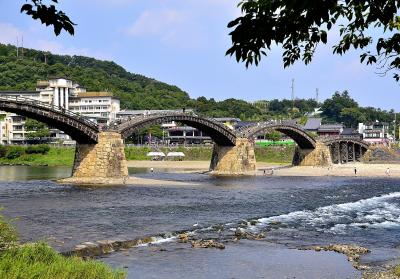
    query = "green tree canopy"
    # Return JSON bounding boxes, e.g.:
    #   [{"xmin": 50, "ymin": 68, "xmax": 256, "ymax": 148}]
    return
[
  {"xmin": 227, "ymin": 0, "xmax": 400, "ymax": 80},
  {"xmin": 321, "ymin": 91, "xmax": 358, "ymax": 123}
]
